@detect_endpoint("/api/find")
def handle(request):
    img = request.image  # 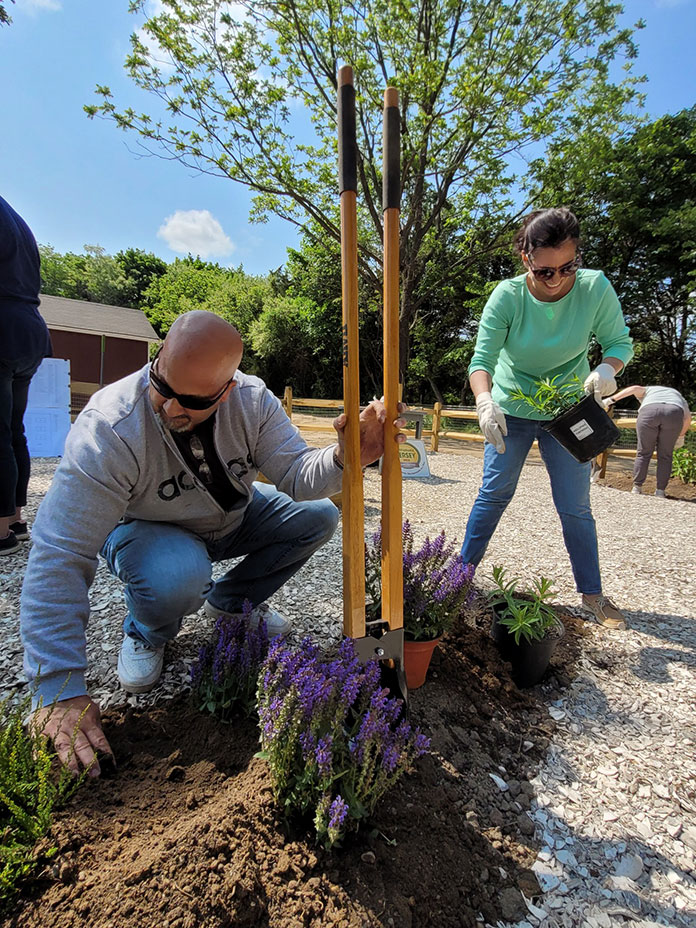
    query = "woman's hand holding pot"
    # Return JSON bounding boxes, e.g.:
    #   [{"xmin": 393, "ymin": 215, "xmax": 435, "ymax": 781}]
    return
[{"xmin": 584, "ymin": 363, "xmax": 617, "ymax": 404}]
